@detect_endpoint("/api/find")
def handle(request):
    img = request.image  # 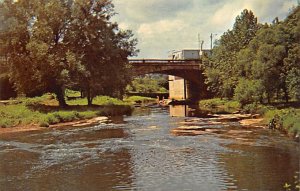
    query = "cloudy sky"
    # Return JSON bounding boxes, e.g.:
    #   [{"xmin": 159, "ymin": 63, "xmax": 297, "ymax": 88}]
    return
[{"xmin": 112, "ymin": 0, "xmax": 298, "ymax": 59}]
